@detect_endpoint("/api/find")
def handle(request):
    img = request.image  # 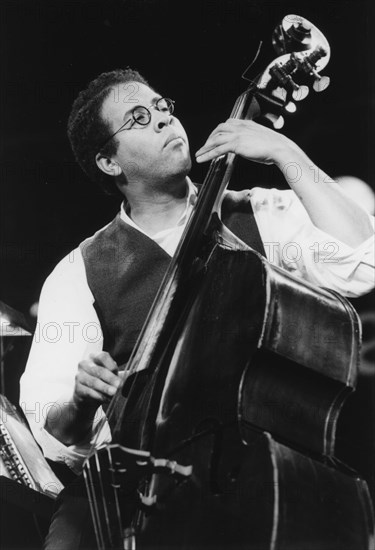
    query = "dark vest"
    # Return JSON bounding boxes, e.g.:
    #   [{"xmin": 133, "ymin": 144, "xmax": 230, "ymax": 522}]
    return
[{"xmin": 80, "ymin": 190, "xmax": 265, "ymax": 367}]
